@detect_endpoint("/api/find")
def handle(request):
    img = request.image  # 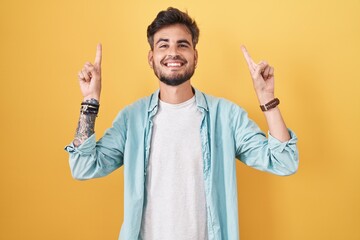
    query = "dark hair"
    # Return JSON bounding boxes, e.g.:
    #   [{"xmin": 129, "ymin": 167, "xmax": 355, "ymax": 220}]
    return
[{"xmin": 147, "ymin": 7, "xmax": 200, "ymax": 50}]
